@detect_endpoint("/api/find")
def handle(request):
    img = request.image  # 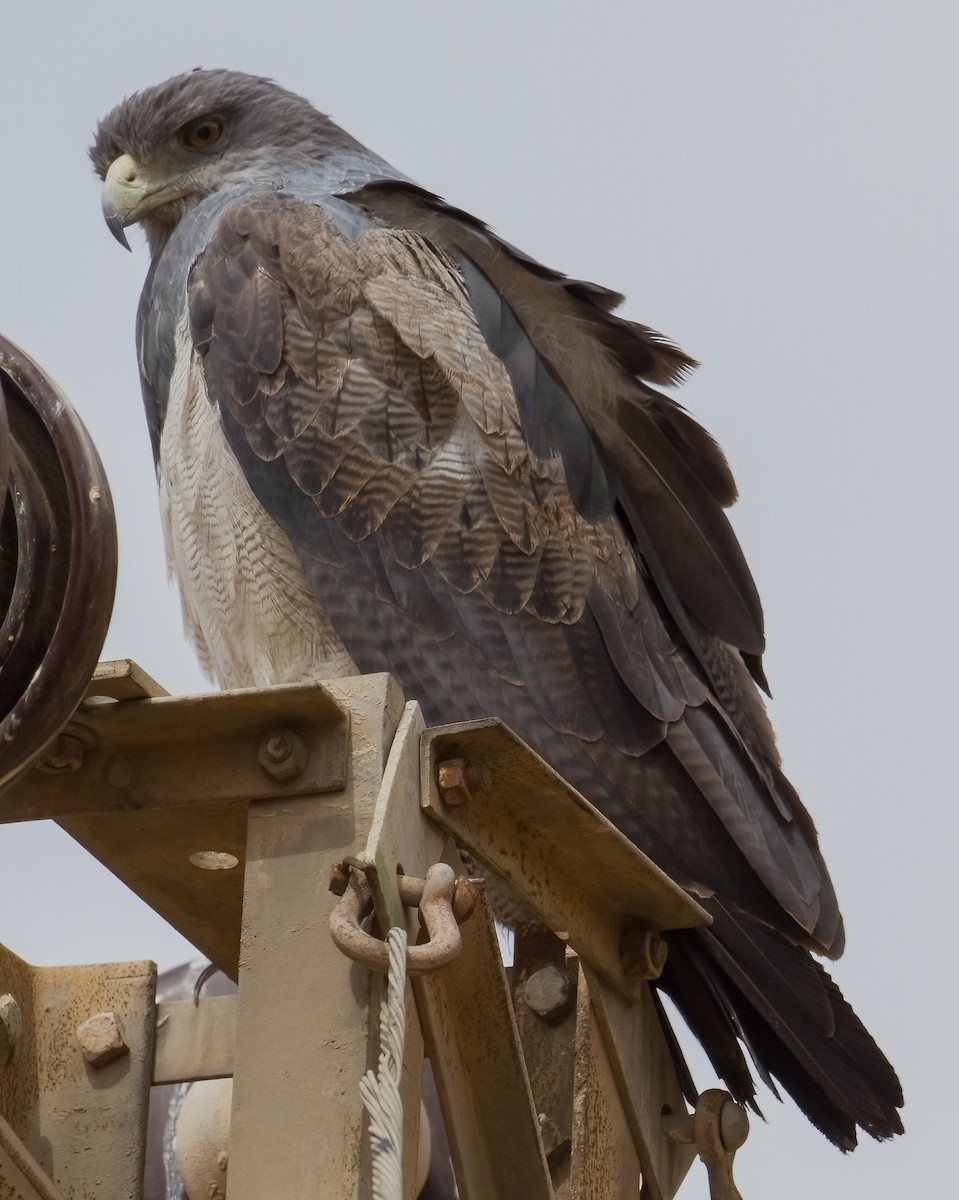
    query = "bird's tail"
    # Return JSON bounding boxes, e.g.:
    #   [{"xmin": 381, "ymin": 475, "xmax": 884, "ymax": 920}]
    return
[{"xmin": 657, "ymin": 900, "xmax": 904, "ymax": 1149}]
